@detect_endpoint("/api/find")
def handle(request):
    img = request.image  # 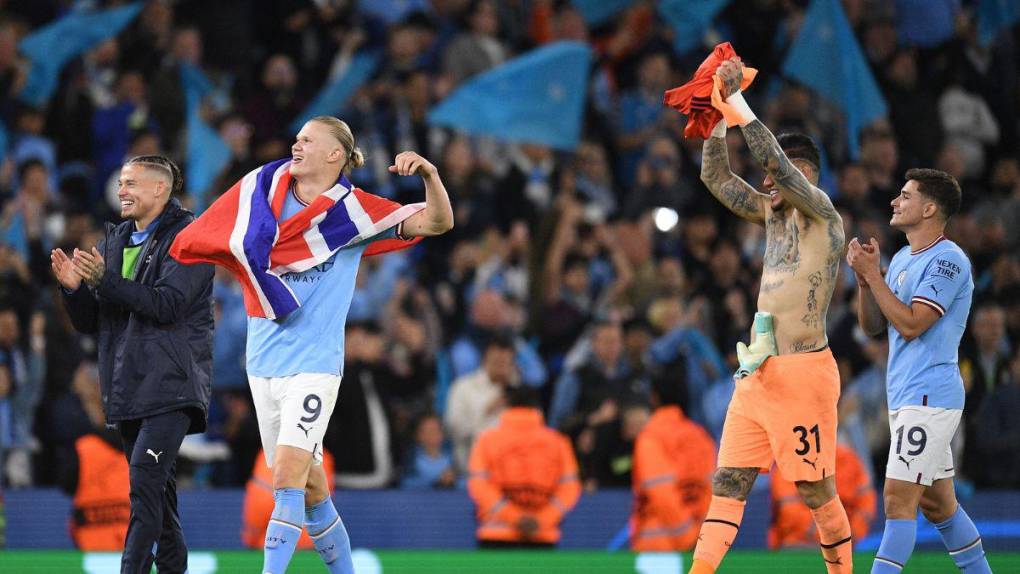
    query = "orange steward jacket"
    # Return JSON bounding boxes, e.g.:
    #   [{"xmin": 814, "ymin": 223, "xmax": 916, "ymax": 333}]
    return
[
  {"xmin": 467, "ymin": 407, "xmax": 581, "ymax": 544},
  {"xmin": 71, "ymin": 434, "xmax": 131, "ymax": 550},
  {"xmin": 630, "ymin": 406, "xmax": 716, "ymax": 551}
]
